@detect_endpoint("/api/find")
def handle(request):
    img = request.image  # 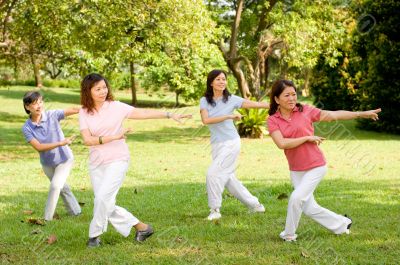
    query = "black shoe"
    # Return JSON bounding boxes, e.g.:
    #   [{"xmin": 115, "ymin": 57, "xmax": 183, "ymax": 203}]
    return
[
  {"xmin": 344, "ymin": 214, "xmax": 352, "ymax": 229},
  {"xmin": 135, "ymin": 225, "xmax": 154, "ymax": 242},
  {"xmin": 87, "ymin": 236, "xmax": 101, "ymax": 248}
]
